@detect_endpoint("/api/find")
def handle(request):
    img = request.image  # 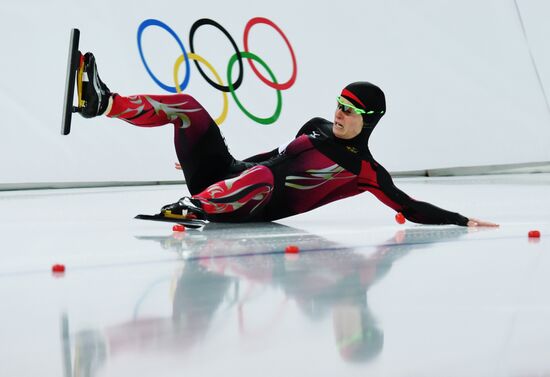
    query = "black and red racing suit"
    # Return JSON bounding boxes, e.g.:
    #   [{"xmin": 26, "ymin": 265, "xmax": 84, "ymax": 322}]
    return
[{"xmin": 107, "ymin": 93, "xmax": 468, "ymax": 225}]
